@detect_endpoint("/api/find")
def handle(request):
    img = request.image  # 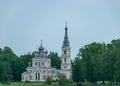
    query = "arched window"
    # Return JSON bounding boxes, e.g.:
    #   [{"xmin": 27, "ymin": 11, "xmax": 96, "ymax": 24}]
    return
[
  {"xmin": 35, "ymin": 73, "xmax": 37, "ymax": 80},
  {"xmin": 64, "ymin": 58, "xmax": 66, "ymax": 62},
  {"xmin": 35, "ymin": 72, "xmax": 40, "ymax": 80},
  {"xmin": 38, "ymin": 73, "xmax": 40, "ymax": 80},
  {"xmin": 64, "ymin": 50, "xmax": 66, "ymax": 54},
  {"xmin": 42, "ymin": 62, "xmax": 44, "ymax": 66},
  {"xmin": 35, "ymin": 62, "xmax": 37, "ymax": 66},
  {"xmin": 65, "ymin": 41, "xmax": 67, "ymax": 44}
]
